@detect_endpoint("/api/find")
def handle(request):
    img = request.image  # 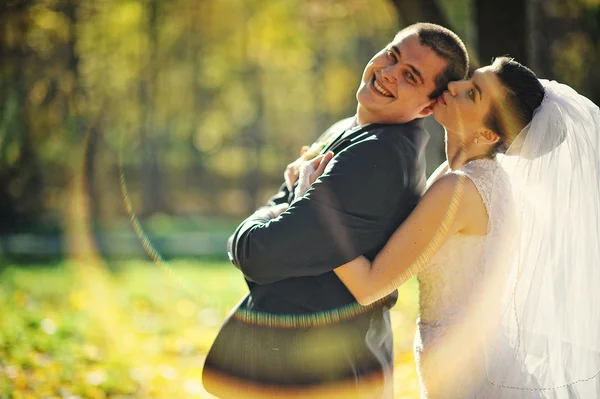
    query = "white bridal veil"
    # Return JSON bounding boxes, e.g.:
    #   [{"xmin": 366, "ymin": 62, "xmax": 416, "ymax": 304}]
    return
[{"xmin": 483, "ymin": 80, "xmax": 600, "ymax": 398}]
